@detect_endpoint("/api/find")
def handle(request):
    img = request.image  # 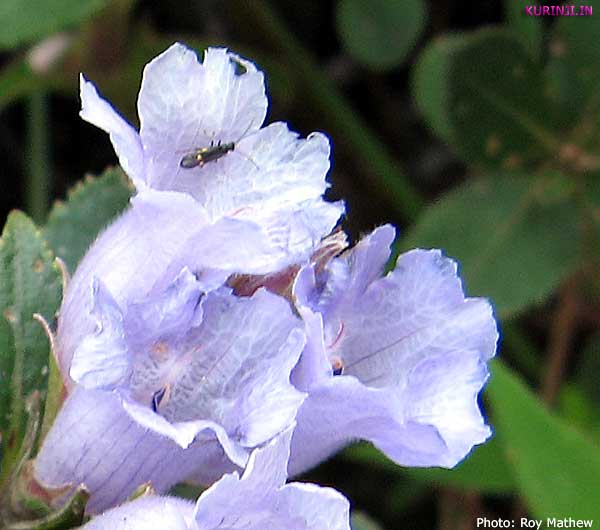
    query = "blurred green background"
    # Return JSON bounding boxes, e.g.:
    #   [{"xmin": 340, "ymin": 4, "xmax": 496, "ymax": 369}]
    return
[{"xmin": 1, "ymin": 0, "xmax": 599, "ymax": 528}]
